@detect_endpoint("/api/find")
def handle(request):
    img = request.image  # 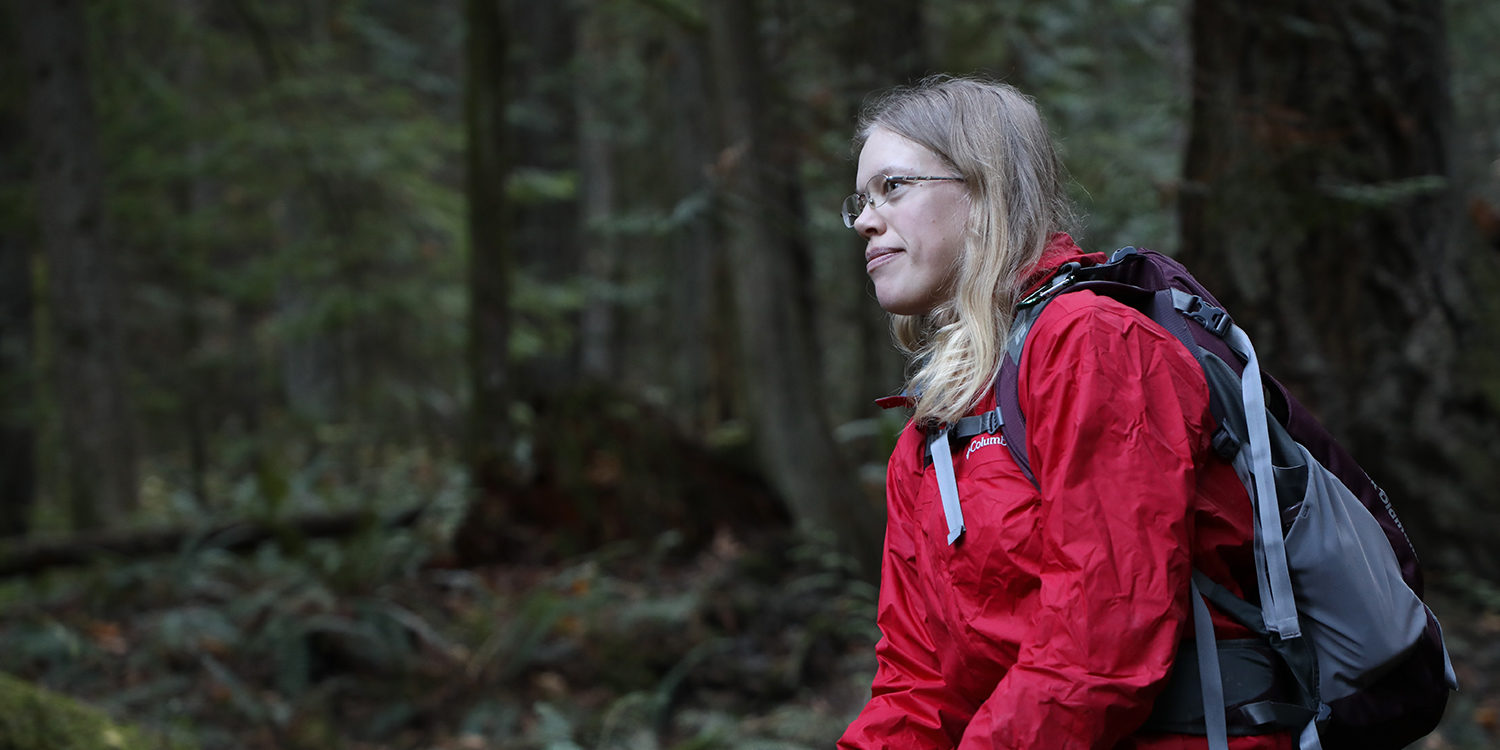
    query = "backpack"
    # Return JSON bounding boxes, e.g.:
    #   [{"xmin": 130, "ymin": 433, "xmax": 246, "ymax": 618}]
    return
[{"xmin": 928, "ymin": 246, "xmax": 1457, "ymax": 750}]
